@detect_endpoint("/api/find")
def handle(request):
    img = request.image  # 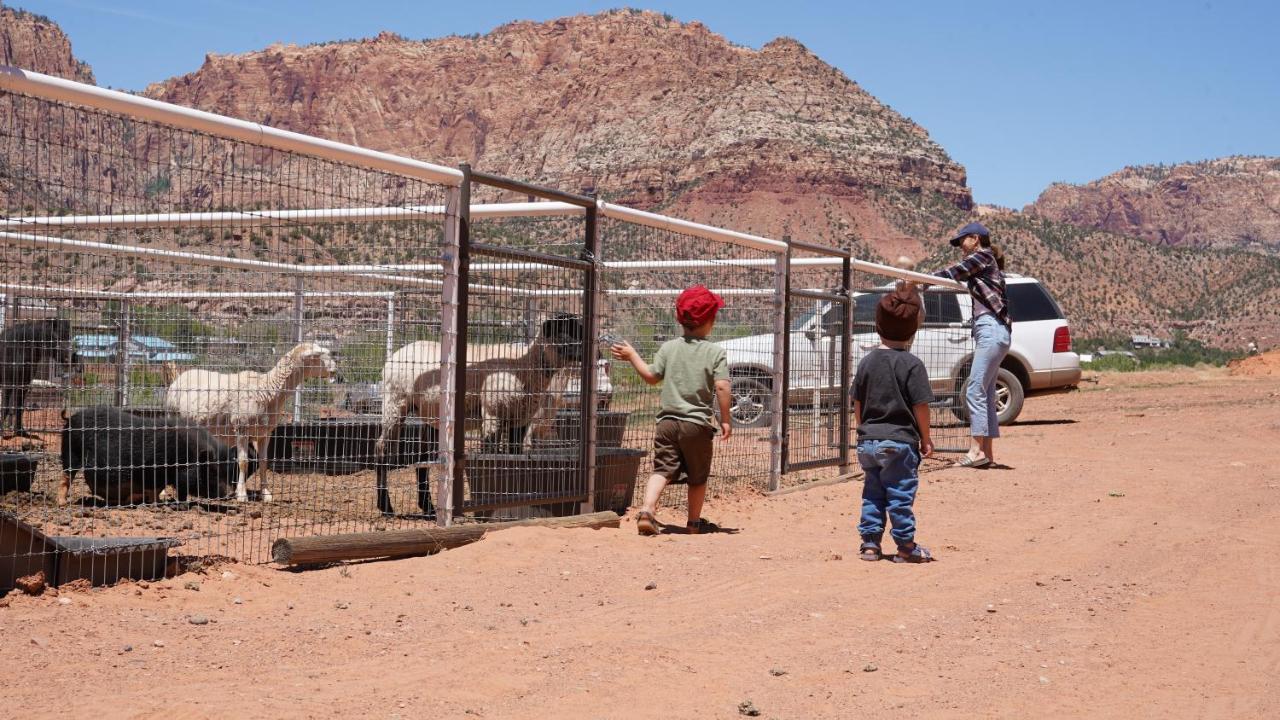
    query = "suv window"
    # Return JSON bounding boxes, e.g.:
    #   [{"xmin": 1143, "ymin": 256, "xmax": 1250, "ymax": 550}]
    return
[
  {"xmin": 851, "ymin": 292, "xmax": 885, "ymax": 329},
  {"xmin": 1007, "ymin": 283, "xmax": 1063, "ymax": 322},
  {"xmin": 924, "ymin": 292, "xmax": 963, "ymax": 325}
]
